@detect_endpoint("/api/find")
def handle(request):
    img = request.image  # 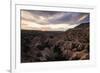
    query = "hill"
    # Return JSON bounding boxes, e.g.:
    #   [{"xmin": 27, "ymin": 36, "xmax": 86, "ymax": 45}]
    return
[{"xmin": 21, "ymin": 23, "xmax": 89, "ymax": 63}]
